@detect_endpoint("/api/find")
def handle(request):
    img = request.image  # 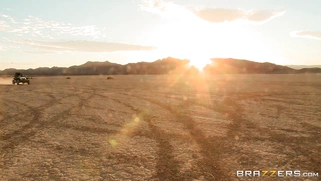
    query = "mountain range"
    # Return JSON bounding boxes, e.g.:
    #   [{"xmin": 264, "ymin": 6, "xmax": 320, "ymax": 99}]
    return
[
  {"xmin": 1, "ymin": 57, "xmax": 321, "ymax": 76},
  {"xmin": 286, "ymin": 65, "xmax": 321, "ymax": 69}
]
